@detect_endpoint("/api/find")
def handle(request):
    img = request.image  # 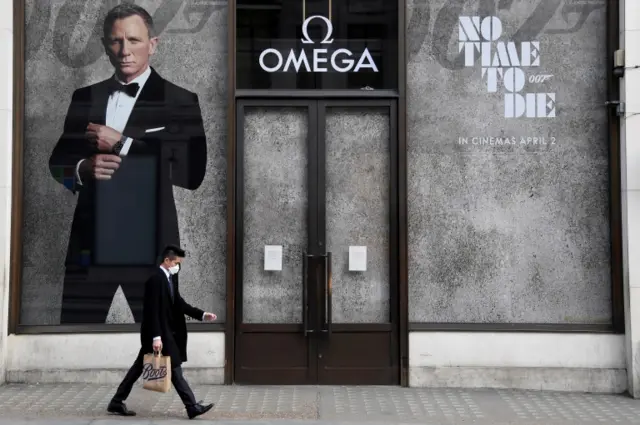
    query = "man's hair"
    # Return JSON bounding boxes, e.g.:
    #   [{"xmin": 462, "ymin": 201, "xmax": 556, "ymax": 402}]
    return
[
  {"xmin": 103, "ymin": 3, "xmax": 156, "ymax": 39},
  {"xmin": 161, "ymin": 245, "xmax": 186, "ymax": 263}
]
